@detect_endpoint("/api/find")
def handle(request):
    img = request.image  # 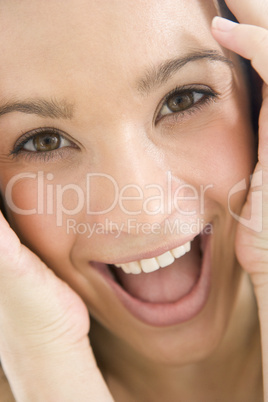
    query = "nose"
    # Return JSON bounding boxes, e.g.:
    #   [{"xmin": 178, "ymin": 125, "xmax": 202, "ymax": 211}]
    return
[{"xmin": 83, "ymin": 127, "xmax": 170, "ymax": 231}]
